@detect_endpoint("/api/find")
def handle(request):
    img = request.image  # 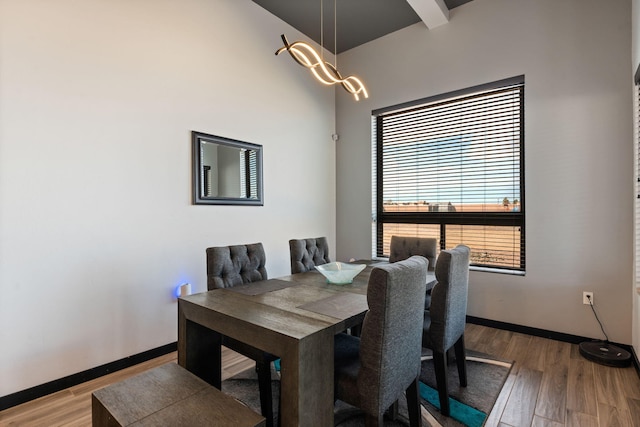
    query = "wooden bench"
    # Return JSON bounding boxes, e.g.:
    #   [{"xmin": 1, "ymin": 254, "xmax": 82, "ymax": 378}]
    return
[{"xmin": 92, "ymin": 362, "xmax": 265, "ymax": 427}]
